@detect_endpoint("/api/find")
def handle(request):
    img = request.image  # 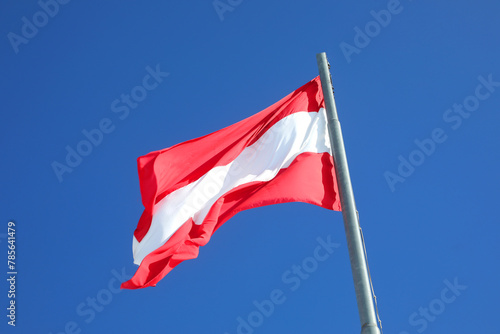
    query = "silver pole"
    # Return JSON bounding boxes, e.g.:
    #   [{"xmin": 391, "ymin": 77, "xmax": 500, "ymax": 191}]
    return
[{"xmin": 316, "ymin": 52, "xmax": 380, "ymax": 334}]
